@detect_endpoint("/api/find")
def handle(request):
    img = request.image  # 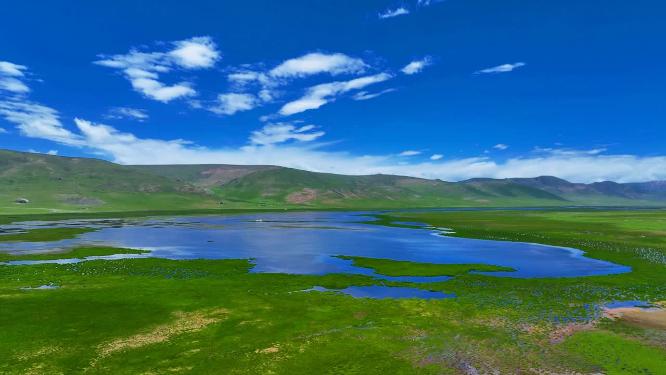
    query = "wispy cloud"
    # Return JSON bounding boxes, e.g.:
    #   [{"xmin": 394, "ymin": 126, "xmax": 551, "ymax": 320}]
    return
[
  {"xmin": 493, "ymin": 143, "xmax": 509, "ymax": 150},
  {"xmin": 0, "ymin": 61, "xmax": 28, "ymax": 76},
  {"xmin": 399, "ymin": 150, "xmax": 421, "ymax": 156},
  {"xmin": 0, "ymin": 60, "xmax": 30, "ymax": 94},
  {"xmin": 104, "ymin": 107, "xmax": 149, "ymax": 121},
  {"xmin": 0, "ymin": 100, "xmax": 82, "ymax": 145},
  {"xmin": 223, "ymin": 52, "xmax": 371, "ymax": 116},
  {"xmin": 0, "ymin": 61, "xmax": 82, "ymax": 145},
  {"xmin": 430, "ymin": 154, "xmax": 443, "ymax": 160},
  {"xmin": 352, "ymin": 88, "xmax": 396, "ymax": 101},
  {"xmin": 94, "ymin": 36, "xmax": 220, "ymax": 102},
  {"xmin": 279, "ymin": 73, "xmax": 392, "ymax": 116},
  {"xmin": 269, "ymin": 53, "xmax": 367, "ymax": 79},
  {"xmin": 475, "ymin": 62, "xmax": 526, "ymax": 74},
  {"xmin": 401, "ymin": 57, "xmax": 432, "ymax": 75},
  {"xmin": 533, "ymin": 147, "xmax": 607, "ymax": 157},
  {"xmin": 379, "ymin": 7, "xmax": 410, "ymax": 19},
  {"xmin": 248, "ymin": 122, "xmax": 325, "ymax": 146}
]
